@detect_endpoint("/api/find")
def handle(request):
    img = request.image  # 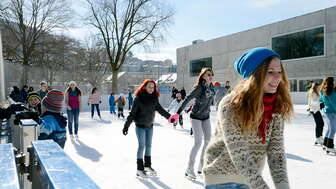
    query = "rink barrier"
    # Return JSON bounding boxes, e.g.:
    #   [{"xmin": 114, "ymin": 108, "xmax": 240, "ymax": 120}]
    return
[
  {"xmin": 30, "ymin": 140, "xmax": 100, "ymax": 189},
  {"xmin": 0, "ymin": 143, "xmax": 20, "ymax": 189}
]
